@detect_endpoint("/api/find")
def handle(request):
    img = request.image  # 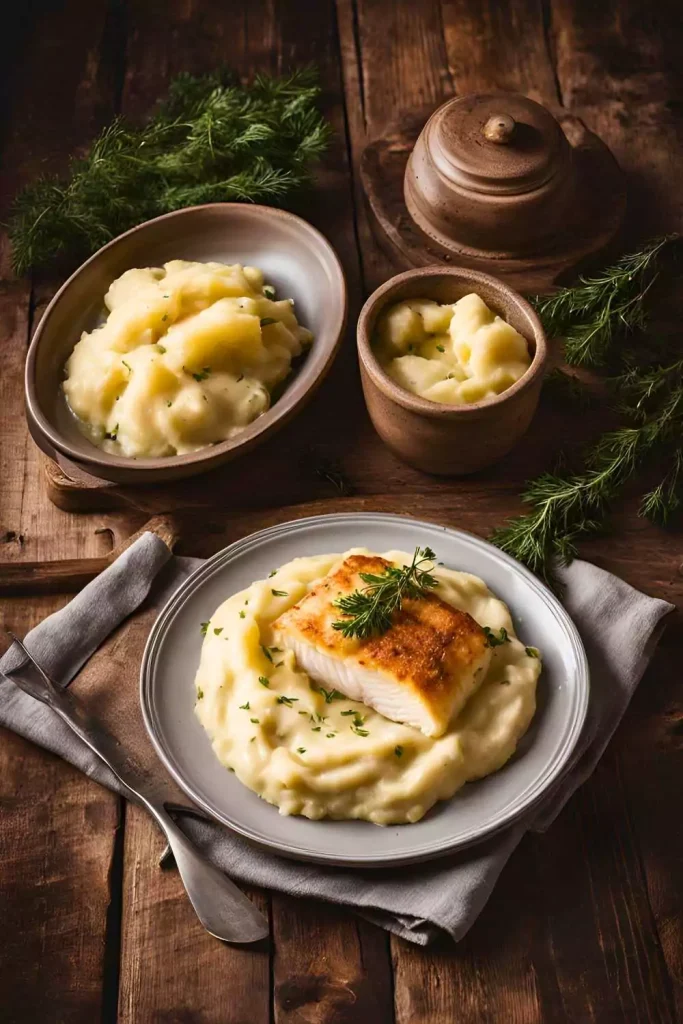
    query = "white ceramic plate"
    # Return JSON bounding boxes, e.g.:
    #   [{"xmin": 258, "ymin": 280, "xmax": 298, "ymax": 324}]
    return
[{"xmin": 141, "ymin": 513, "xmax": 589, "ymax": 867}]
